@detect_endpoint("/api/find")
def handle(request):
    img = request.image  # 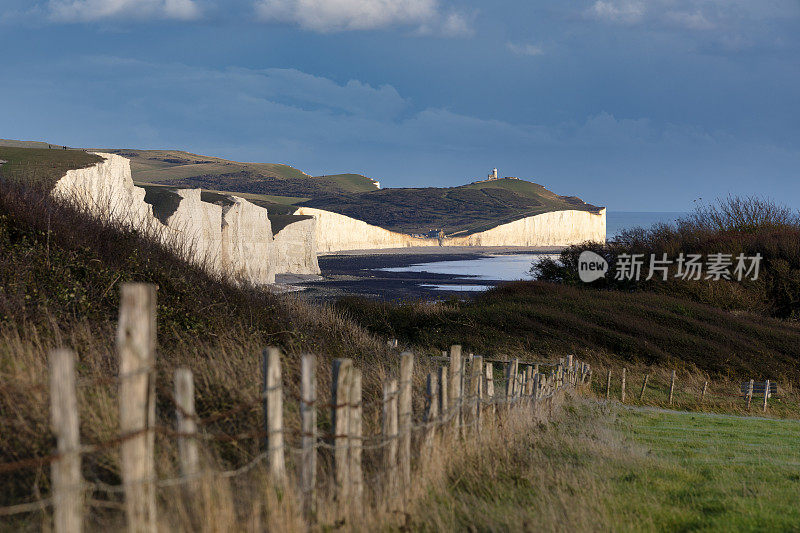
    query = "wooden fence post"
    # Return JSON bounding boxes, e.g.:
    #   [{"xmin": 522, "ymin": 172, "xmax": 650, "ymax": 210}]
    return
[
  {"xmin": 349, "ymin": 368, "xmax": 363, "ymax": 515},
  {"xmin": 763, "ymin": 379, "xmax": 770, "ymax": 413},
  {"xmin": 567, "ymin": 355, "xmax": 574, "ymax": 385},
  {"xmin": 484, "ymin": 362, "xmax": 495, "ymax": 421},
  {"xmin": 331, "ymin": 359, "xmax": 353, "ymax": 503},
  {"xmin": 174, "ymin": 368, "xmax": 199, "ymax": 479},
  {"xmin": 438, "ymin": 366, "xmax": 448, "ymax": 431},
  {"xmin": 700, "ymin": 380, "xmax": 708, "ymax": 405},
  {"xmin": 605, "ymin": 369, "xmax": 611, "ymax": 401},
  {"xmin": 300, "ymin": 354, "xmax": 317, "ymax": 519},
  {"xmin": 398, "ymin": 353, "xmax": 414, "ymax": 497},
  {"xmin": 524, "ymin": 366, "xmax": 533, "ymax": 401},
  {"xmin": 470, "ymin": 356, "xmax": 483, "ymax": 433},
  {"xmin": 423, "ymin": 372, "xmax": 438, "ymax": 460},
  {"xmin": 50, "ymin": 349, "xmax": 82, "ymax": 533},
  {"xmin": 117, "ymin": 283, "xmax": 157, "ymax": 533},
  {"xmin": 382, "ymin": 378, "xmax": 399, "ymax": 506},
  {"xmin": 621, "ymin": 368, "xmax": 627, "ymax": 403},
  {"xmin": 449, "ymin": 346, "xmax": 462, "ymax": 437},
  {"xmin": 505, "ymin": 359, "xmax": 519, "ymax": 410},
  {"xmin": 263, "ymin": 347, "xmax": 285, "ymax": 484},
  {"xmin": 746, "ymin": 379, "xmax": 754, "ymax": 409},
  {"xmin": 668, "ymin": 370, "xmax": 676, "ymax": 405},
  {"xmin": 639, "ymin": 374, "xmax": 649, "ymax": 402}
]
